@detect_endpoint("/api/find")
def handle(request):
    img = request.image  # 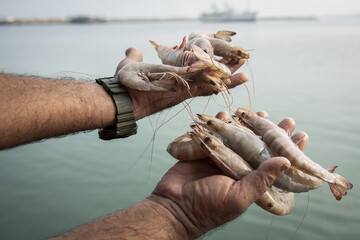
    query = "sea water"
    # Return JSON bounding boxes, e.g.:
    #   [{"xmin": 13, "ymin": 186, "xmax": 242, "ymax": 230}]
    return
[{"xmin": 0, "ymin": 18, "xmax": 360, "ymax": 239}]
